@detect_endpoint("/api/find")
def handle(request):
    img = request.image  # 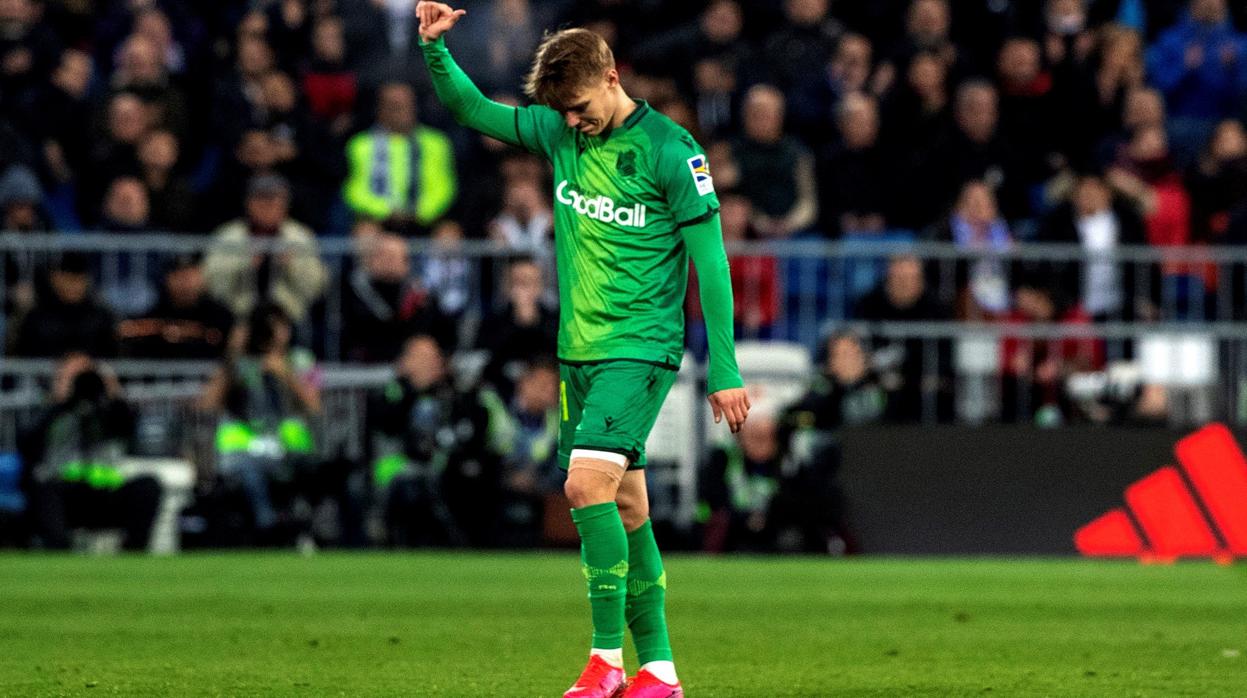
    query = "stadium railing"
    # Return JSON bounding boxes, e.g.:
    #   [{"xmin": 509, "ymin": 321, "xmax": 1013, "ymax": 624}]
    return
[{"xmin": 6, "ymin": 234, "xmax": 1247, "ymax": 527}]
